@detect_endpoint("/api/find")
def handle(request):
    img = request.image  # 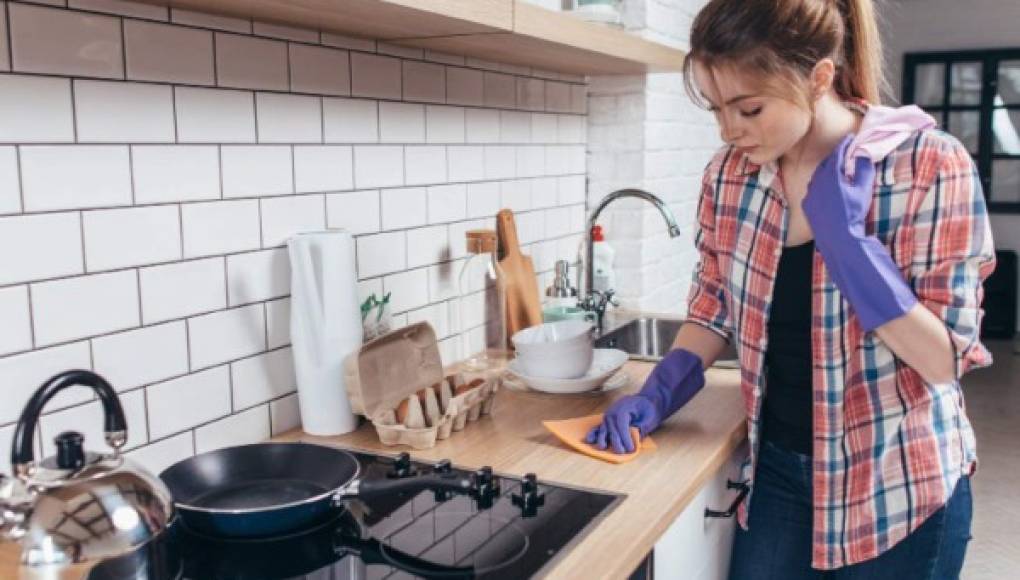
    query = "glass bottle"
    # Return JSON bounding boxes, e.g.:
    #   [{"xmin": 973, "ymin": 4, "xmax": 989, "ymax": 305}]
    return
[{"xmin": 457, "ymin": 230, "xmax": 508, "ymax": 371}]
